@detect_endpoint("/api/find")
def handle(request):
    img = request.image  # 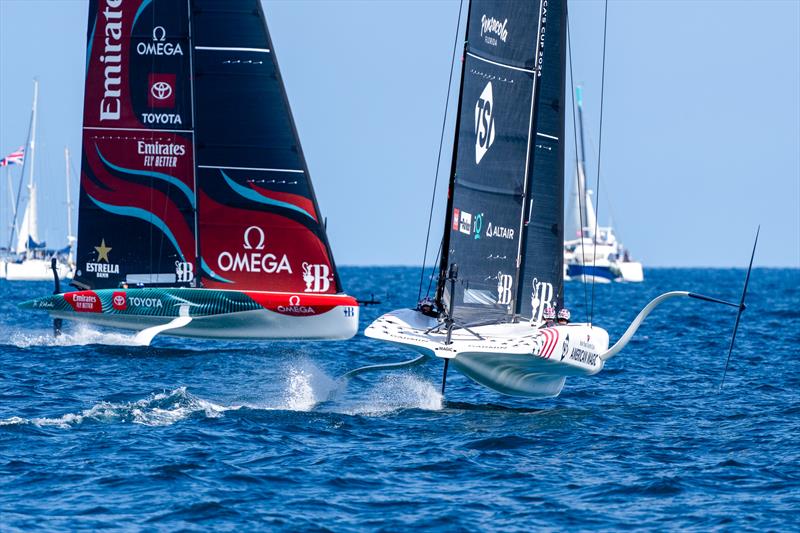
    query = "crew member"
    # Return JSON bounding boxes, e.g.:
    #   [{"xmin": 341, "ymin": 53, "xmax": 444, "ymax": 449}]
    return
[
  {"xmin": 417, "ymin": 297, "xmax": 438, "ymax": 318},
  {"xmin": 557, "ymin": 308, "xmax": 571, "ymax": 326},
  {"xmin": 540, "ymin": 306, "xmax": 556, "ymax": 328}
]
